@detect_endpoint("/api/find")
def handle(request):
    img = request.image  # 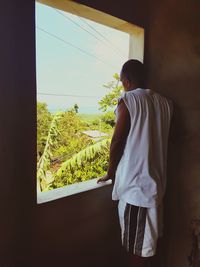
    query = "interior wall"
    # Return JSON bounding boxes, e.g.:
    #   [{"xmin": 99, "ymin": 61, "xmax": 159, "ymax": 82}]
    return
[
  {"xmin": 0, "ymin": 0, "xmax": 148, "ymax": 266},
  {"xmin": 31, "ymin": 1, "xmax": 148, "ymax": 266},
  {"xmin": 0, "ymin": 0, "xmax": 36, "ymax": 266},
  {"xmin": 146, "ymin": 0, "xmax": 200, "ymax": 266},
  {"xmin": 2, "ymin": 0, "xmax": 199, "ymax": 266},
  {"xmin": 75, "ymin": 0, "xmax": 149, "ymax": 29},
  {"xmin": 32, "ymin": 186, "xmax": 125, "ymax": 267}
]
